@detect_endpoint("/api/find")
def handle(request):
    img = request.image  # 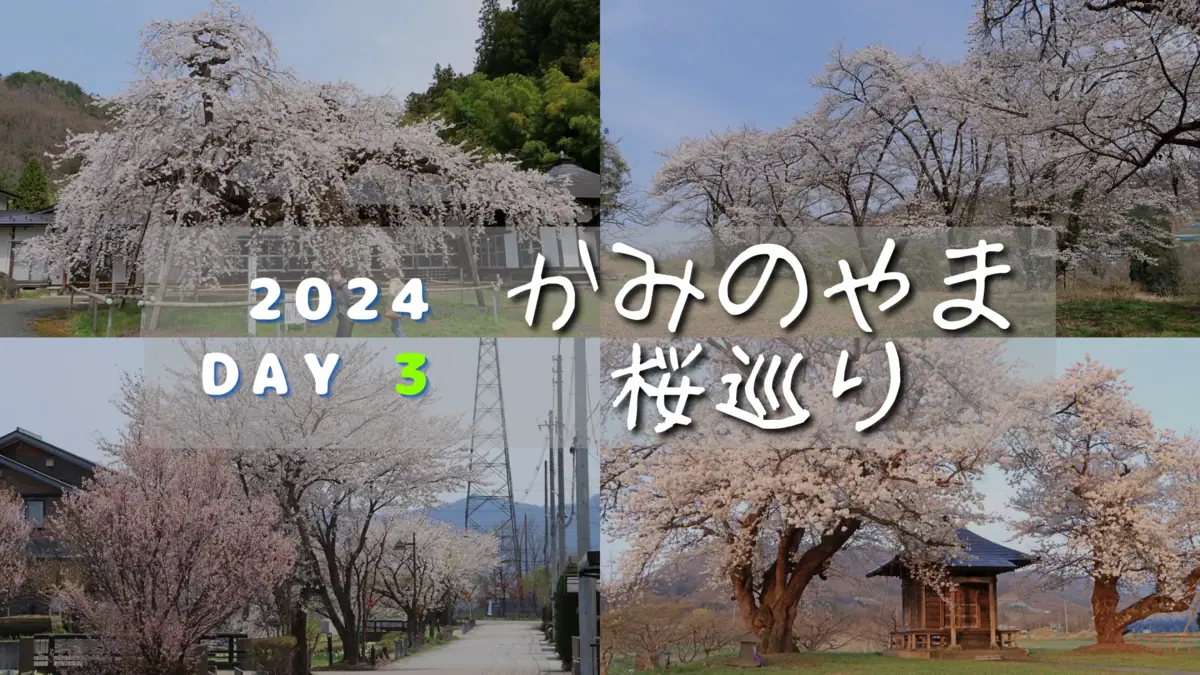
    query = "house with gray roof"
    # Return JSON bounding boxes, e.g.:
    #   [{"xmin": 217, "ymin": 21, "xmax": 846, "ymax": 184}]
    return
[{"xmin": 0, "ymin": 428, "xmax": 97, "ymax": 615}]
